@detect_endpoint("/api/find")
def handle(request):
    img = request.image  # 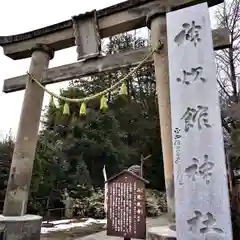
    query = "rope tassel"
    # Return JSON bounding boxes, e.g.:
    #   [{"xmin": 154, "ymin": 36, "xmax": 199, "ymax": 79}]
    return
[
  {"xmin": 79, "ymin": 102, "xmax": 87, "ymax": 116},
  {"xmin": 63, "ymin": 102, "xmax": 70, "ymax": 115},
  {"xmin": 100, "ymin": 95, "xmax": 108, "ymax": 112},
  {"xmin": 49, "ymin": 96, "xmax": 55, "ymax": 107},
  {"xmin": 25, "ymin": 42, "xmax": 162, "ymax": 116},
  {"xmin": 119, "ymin": 81, "xmax": 128, "ymax": 96}
]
